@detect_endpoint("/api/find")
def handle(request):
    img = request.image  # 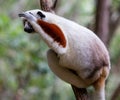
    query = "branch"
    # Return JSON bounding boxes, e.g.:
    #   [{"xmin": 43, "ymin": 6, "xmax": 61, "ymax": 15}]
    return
[
  {"xmin": 95, "ymin": 0, "xmax": 110, "ymax": 46},
  {"xmin": 108, "ymin": 7, "xmax": 120, "ymax": 45},
  {"xmin": 72, "ymin": 86, "xmax": 89, "ymax": 100},
  {"xmin": 40, "ymin": 0, "xmax": 57, "ymax": 13},
  {"xmin": 52, "ymin": 0, "xmax": 58, "ymax": 10},
  {"xmin": 111, "ymin": 83, "xmax": 120, "ymax": 100}
]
